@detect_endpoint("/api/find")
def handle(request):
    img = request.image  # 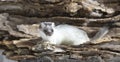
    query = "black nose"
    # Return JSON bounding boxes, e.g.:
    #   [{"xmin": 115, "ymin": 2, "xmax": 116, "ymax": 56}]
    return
[{"xmin": 43, "ymin": 29, "xmax": 54, "ymax": 36}]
